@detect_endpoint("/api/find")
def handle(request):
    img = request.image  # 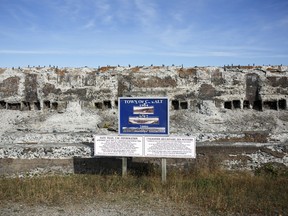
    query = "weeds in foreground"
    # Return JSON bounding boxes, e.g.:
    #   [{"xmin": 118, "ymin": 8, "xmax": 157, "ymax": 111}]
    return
[{"xmin": 0, "ymin": 169, "xmax": 287, "ymax": 215}]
